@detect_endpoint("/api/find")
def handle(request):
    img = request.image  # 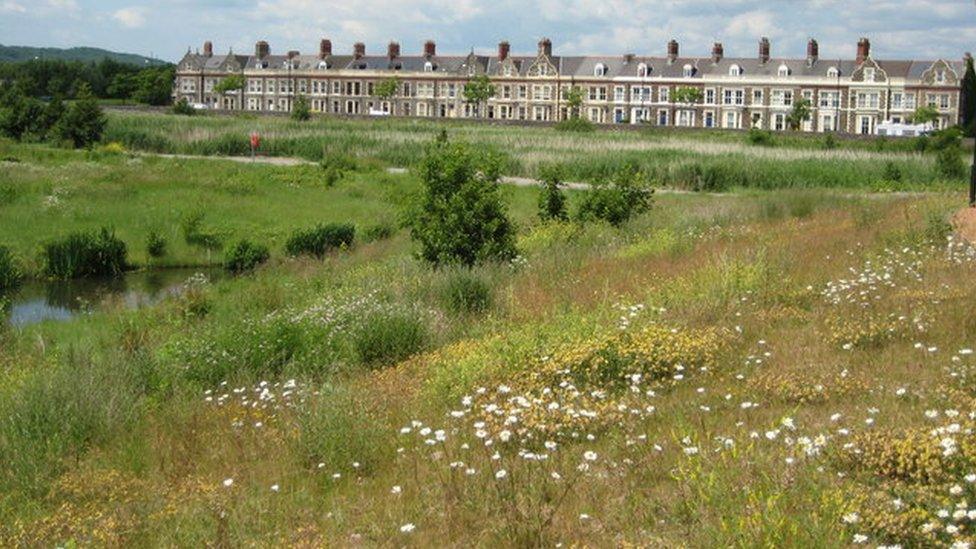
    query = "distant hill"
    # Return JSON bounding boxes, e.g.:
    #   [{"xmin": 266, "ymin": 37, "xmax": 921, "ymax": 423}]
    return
[{"xmin": 0, "ymin": 44, "xmax": 167, "ymax": 66}]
